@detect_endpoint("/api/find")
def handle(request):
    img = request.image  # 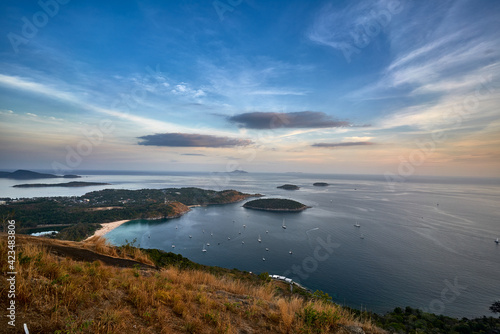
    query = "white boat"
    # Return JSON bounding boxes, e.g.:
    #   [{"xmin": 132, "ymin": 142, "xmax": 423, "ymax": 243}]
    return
[
  {"xmin": 189, "ymin": 235, "xmax": 192, "ymax": 238},
  {"xmin": 202, "ymin": 244, "xmax": 207, "ymax": 252},
  {"xmin": 171, "ymin": 244, "xmax": 175, "ymax": 248},
  {"xmin": 282, "ymin": 219, "xmax": 287, "ymax": 229},
  {"xmin": 262, "ymin": 257, "xmax": 265, "ymax": 261},
  {"xmin": 258, "ymin": 234, "xmax": 262, "ymax": 242},
  {"xmin": 243, "ymin": 224, "xmax": 246, "ymax": 228},
  {"xmin": 289, "ymin": 250, "xmax": 292, "ymax": 254},
  {"xmin": 206, "ymin": 243, "xmax": 210, "ymax": 246},
  {"xmin": 242, "ymin": 241, "xmax": 245, "ymax": 244},
  {"xmin": 266, "ymin": 230, "xmax": 269, "ymax": 234},
  {"xmin": 265, "ymin": 248, "xmax": 269, "ymax": 251},
  {"xmin": 354, "ymin": 221, "xmax": 360, "ymax": 228},
  {"xmin": 227, "ymin": 237, "xmax": 231, "ymax": 240},
  {"xmin": 495, "ymin": 238, "xmax": 499, "ymax": 244}
]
